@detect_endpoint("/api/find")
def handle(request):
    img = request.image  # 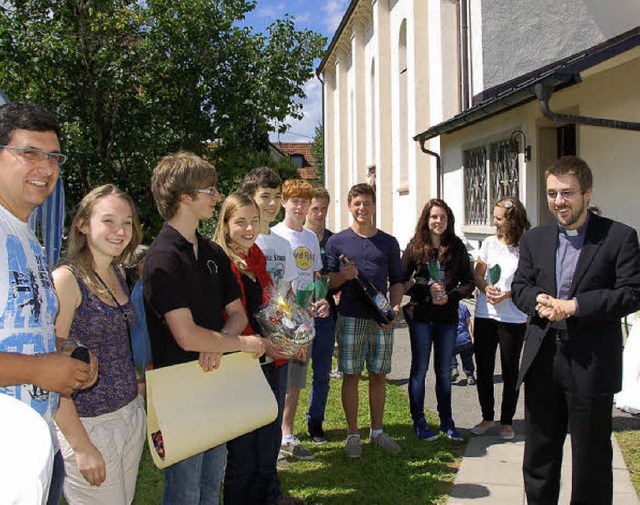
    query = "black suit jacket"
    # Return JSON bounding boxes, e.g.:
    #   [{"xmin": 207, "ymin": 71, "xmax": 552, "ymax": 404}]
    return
[{"xmin": 512, "ymin": 212, "xmax": 640, "ymax": 397}]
